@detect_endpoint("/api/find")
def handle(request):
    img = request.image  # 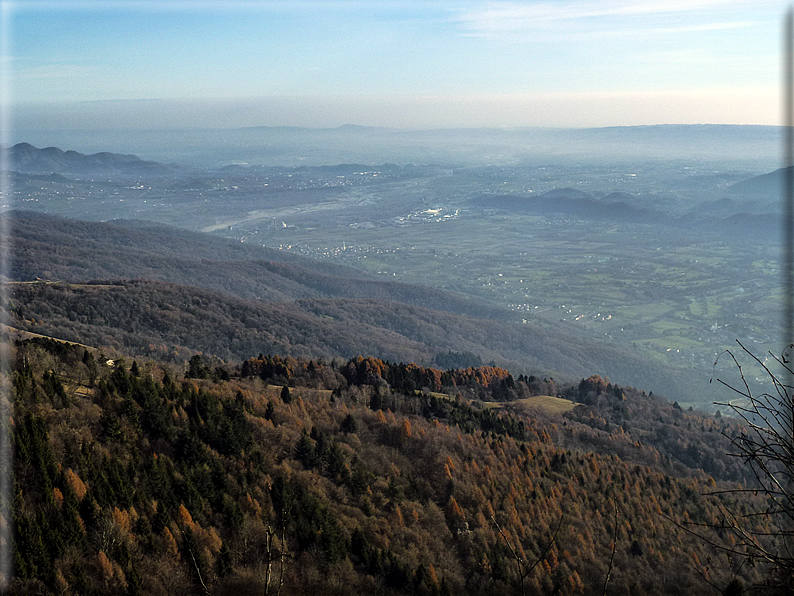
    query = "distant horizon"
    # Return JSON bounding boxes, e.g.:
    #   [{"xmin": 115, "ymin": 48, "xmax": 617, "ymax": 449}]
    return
[
  {"xmin": 6, "ymin": 121, "xmax": 787, "ymax": 137},
  {"xmin": 4, "ymin": 119, "xmax": 783, "ymax": 171},
  {"xmin": 3, "ymin": 1, "xmax": 788, "ymax": 134},
  {"xmin": 8, "ymin": 90, "xmax": 782, "ymax": 132}
]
